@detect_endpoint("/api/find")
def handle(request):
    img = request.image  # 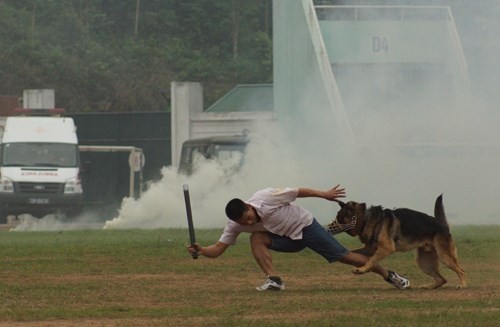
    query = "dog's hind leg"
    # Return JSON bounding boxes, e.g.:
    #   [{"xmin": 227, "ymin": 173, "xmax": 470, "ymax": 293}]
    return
[
  {"xmin": 416, "ymin": 247, "xmax": 447, "ymax": 289},
  {"xmin": 435, "ymin": 236, "xmax": 467, "ymax": 289}
]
